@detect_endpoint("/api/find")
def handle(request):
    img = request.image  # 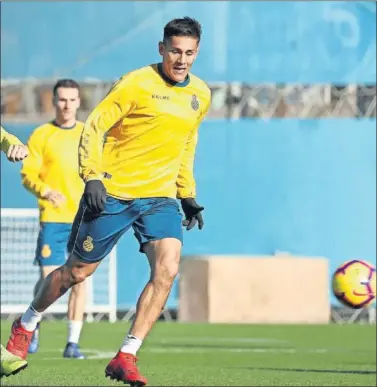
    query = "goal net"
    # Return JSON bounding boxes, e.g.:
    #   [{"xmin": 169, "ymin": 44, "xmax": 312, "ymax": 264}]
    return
[{"xmin": 1, "ymin": 208, "xmax": 117, "ymax": 322}]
